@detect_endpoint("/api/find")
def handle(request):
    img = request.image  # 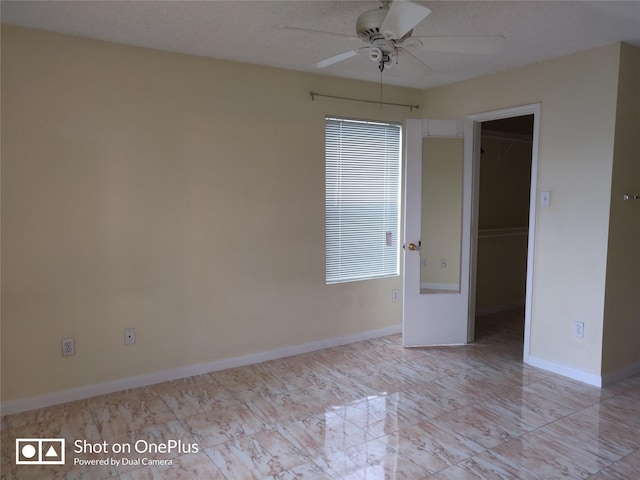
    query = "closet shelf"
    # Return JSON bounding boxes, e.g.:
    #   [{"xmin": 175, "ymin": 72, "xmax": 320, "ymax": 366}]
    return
[{"xmin": 478, "ymin": 227, "xmax": 528, "ymax": 239}]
